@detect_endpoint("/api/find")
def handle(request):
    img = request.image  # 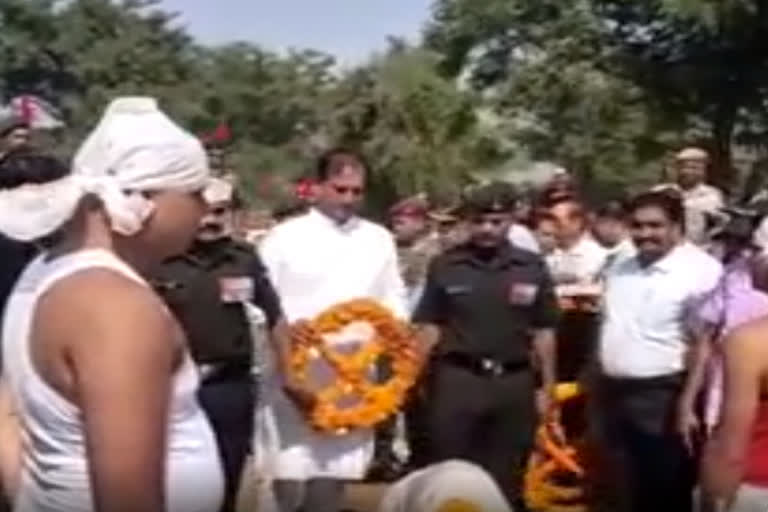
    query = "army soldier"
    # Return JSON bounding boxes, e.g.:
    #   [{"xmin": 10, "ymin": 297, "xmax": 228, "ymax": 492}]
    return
[
  {"xmin": 368, "ymin": 195, "xmax": 442, "ymax": 479},
  {"xmin": 390, "ymin": 194, "xmax": 442, "ymax": 312},
  {"xmin": 150, "ymin": 179, "xmax": 283, "ymax": 512},
  {"xmin": 414, "ymin": 181, "xmax": 559, "ymax": 509}
]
